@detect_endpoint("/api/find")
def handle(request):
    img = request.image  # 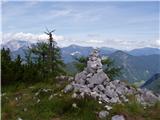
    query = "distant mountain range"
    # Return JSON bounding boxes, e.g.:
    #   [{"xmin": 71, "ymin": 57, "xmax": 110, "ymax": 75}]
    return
[
  {"xmin": 109, "ymin": 51, "xmax": 160, "ymax": 83},
  {"xmin": 61, "ymin": 44, "xmax": 160, "ymax": 63},
  {"xmin": 141, "ymin": 73, "xmax": 160, "ymax": 94},
  {"xmin": 2, "ymin": 40, "xmax": 31, "ymax": 51},
  {"xmin": 2, "ymin": 40, "xmax": 160, "ymax": 83},
  {"xmin": 2, "ymin": 40, "xmax": 160, "ymax": 59},
  {"xmin": 129, "ymin": 47, "xmax": 160, "ymax": 56}
]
